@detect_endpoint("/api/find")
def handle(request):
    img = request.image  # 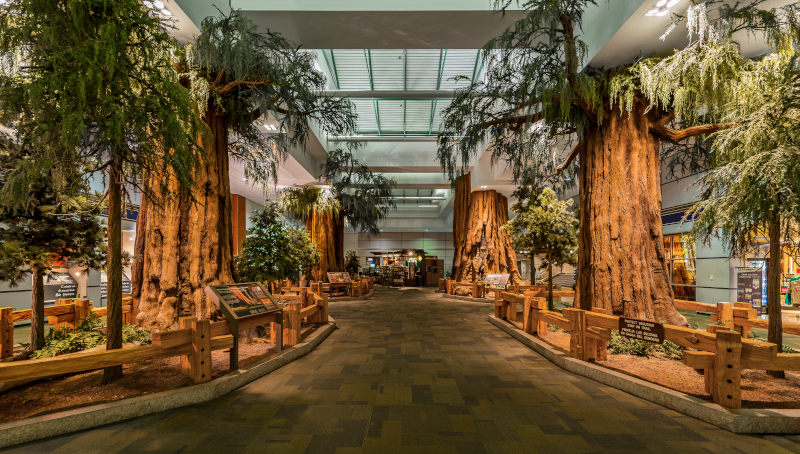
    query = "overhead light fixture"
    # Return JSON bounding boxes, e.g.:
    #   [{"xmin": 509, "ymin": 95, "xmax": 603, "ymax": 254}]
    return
[
  {"xmin": 645, "ymin": 0, "xmax": 679, "ymax": 16},
  {"xmin": 418, "ymin": 205, "xmax": 438, "ymax": 208},
  {"xmin": 479, "ymin": 185, "xmax": 488, "ymax": 189},
  {"xmin": 242, "ymin": 178, "xmax": 248, "ymax": 181}
]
